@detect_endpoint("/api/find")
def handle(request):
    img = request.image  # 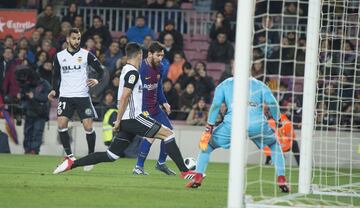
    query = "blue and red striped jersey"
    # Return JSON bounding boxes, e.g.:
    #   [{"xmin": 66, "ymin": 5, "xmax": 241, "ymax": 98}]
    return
[{"xmin": 139, "ymin": 59, "xmax": 167, "ymax": 115}]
